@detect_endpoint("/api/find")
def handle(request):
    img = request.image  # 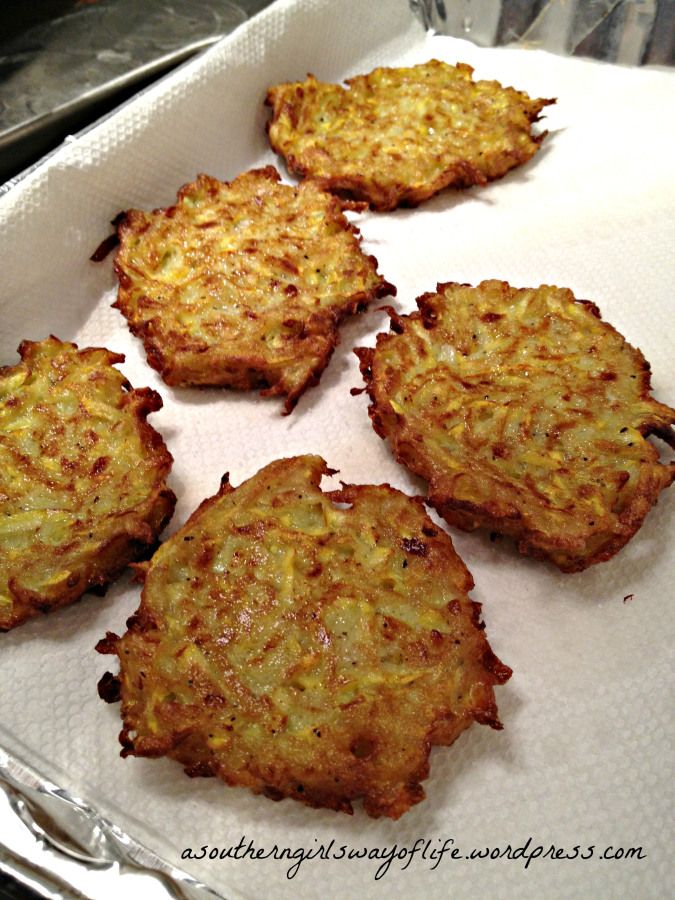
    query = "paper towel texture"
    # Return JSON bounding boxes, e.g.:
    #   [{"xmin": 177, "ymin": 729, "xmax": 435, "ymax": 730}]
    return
[{"xmin": 0, "ymin": 0, "xmax": 673, "ymax": 897}]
